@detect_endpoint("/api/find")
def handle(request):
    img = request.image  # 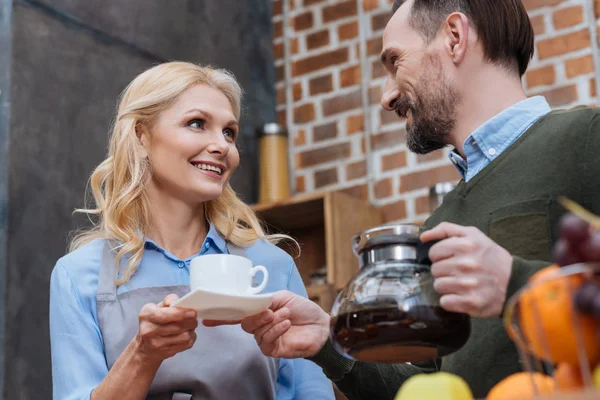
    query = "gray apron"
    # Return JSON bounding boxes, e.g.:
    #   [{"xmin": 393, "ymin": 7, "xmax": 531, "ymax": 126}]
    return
[{"xmin": 96, "ymin": 241, "xmax": 279, "ymax": 400}]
